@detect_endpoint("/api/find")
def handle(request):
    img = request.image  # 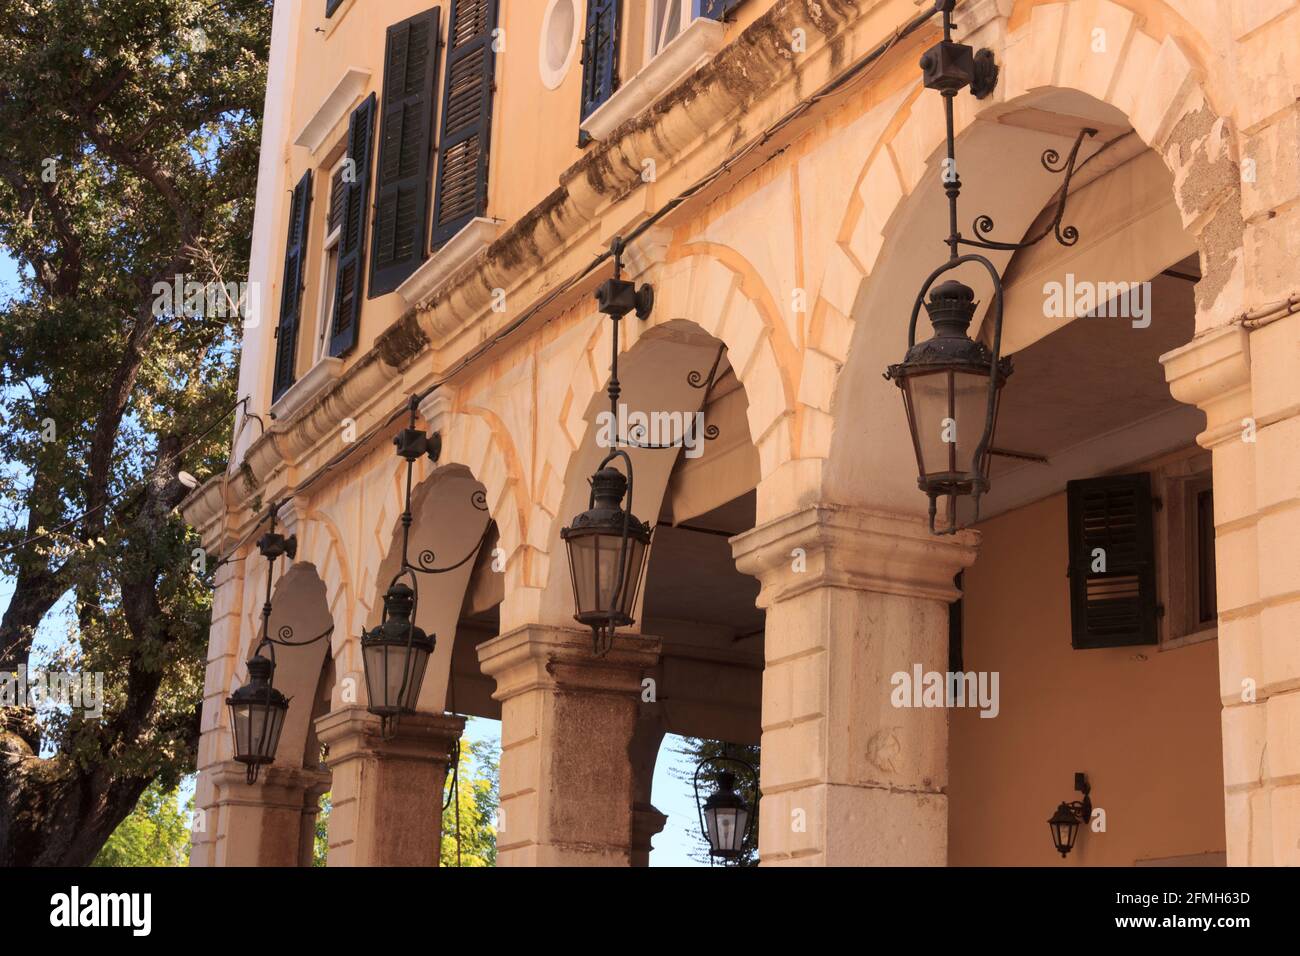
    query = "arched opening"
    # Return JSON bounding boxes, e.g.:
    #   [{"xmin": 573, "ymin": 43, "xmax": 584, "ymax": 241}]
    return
[{"xmin": 830, "ymin": 82, "xmax": 1227, "ymax": 864}]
